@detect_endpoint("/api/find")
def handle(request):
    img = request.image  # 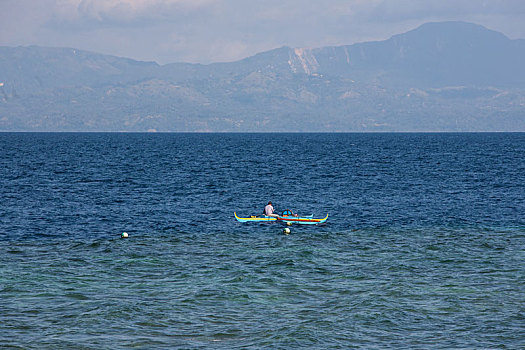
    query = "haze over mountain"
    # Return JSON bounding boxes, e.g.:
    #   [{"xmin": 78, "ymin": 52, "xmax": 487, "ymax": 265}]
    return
[{"xmin": 1, "ymin": 21, "xmax": 524, "ymax": 131}]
